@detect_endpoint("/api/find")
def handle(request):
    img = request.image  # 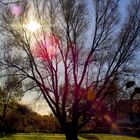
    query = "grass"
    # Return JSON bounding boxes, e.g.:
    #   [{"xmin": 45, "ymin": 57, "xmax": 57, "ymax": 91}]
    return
[
  {"xmin": 0, "ymin": 134, "xmax": 65, "ymax": 140},
  {"xmin": 81, "ymin": 134, "xmax": 140, "ymax": 140},
  {"xmin": 0, "ymin": 133, "xmax": 139, "ymax": 140}
]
